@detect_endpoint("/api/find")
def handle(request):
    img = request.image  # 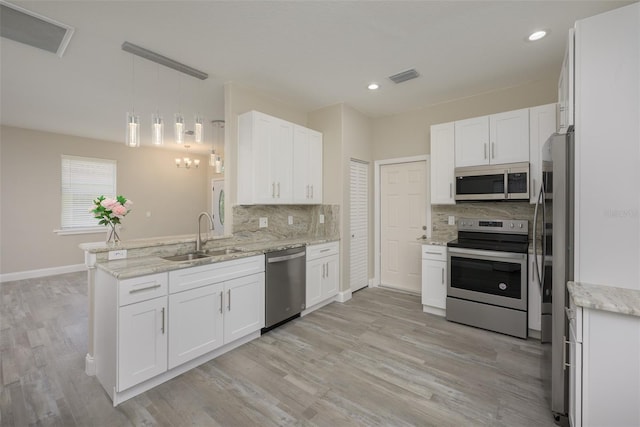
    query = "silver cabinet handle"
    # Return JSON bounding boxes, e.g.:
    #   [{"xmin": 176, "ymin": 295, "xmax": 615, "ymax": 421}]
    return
[
  {"xmin": 272, "ymin": 182, "xmax": 276, "ymax": 198},
  {"xmin": 449, "ymin": 182, "xmax": 453, "ymax": 198},
  {"xmin": 484, "ymin": 143, "xmax": 487, "ymax": 159},
  {"xmin": 161, "ymin": 307, "xmax": 165, "ymax": 334},
  {"xmin": 320, "ymin": 248, "xmax": 331, "ymax": 253},
  {"xmin": 491, "ymin": 142, "xmax": 495, "ymax": 159},
  {"xmin": 441, "ymin": 267, "xmax": 444, "ymax": 284},
  {"xmin": 227, "ymin": 289, "xmax": 231, "ymax": 311},
  {"xmin": 129, "ymin": 283, "xmax": 161, "ymax": 294},
  {"xmin": 219, "ymin": 291, "xmax": 223, "ymax": 313},
  {"xmin": 326, "ymin": 262, "xmax": 329, "ymax": 278},
  {"xmin": 424, "ymin": 251, "xmax": 441, "ymax": 255},
  {"xmin": 310, "ymin": 185, "xmax": 313, "ymax": 199},
  {"xmin": 277, "ymin": 182, "xmax": 280, "ymax": 198},
  {"xmin": 322, "ymin": 263, "xmax": 326, "ymax": 278},
  {"xmin": 306, "ymin": 185, "xmax": 309, "ymax": 198}
]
